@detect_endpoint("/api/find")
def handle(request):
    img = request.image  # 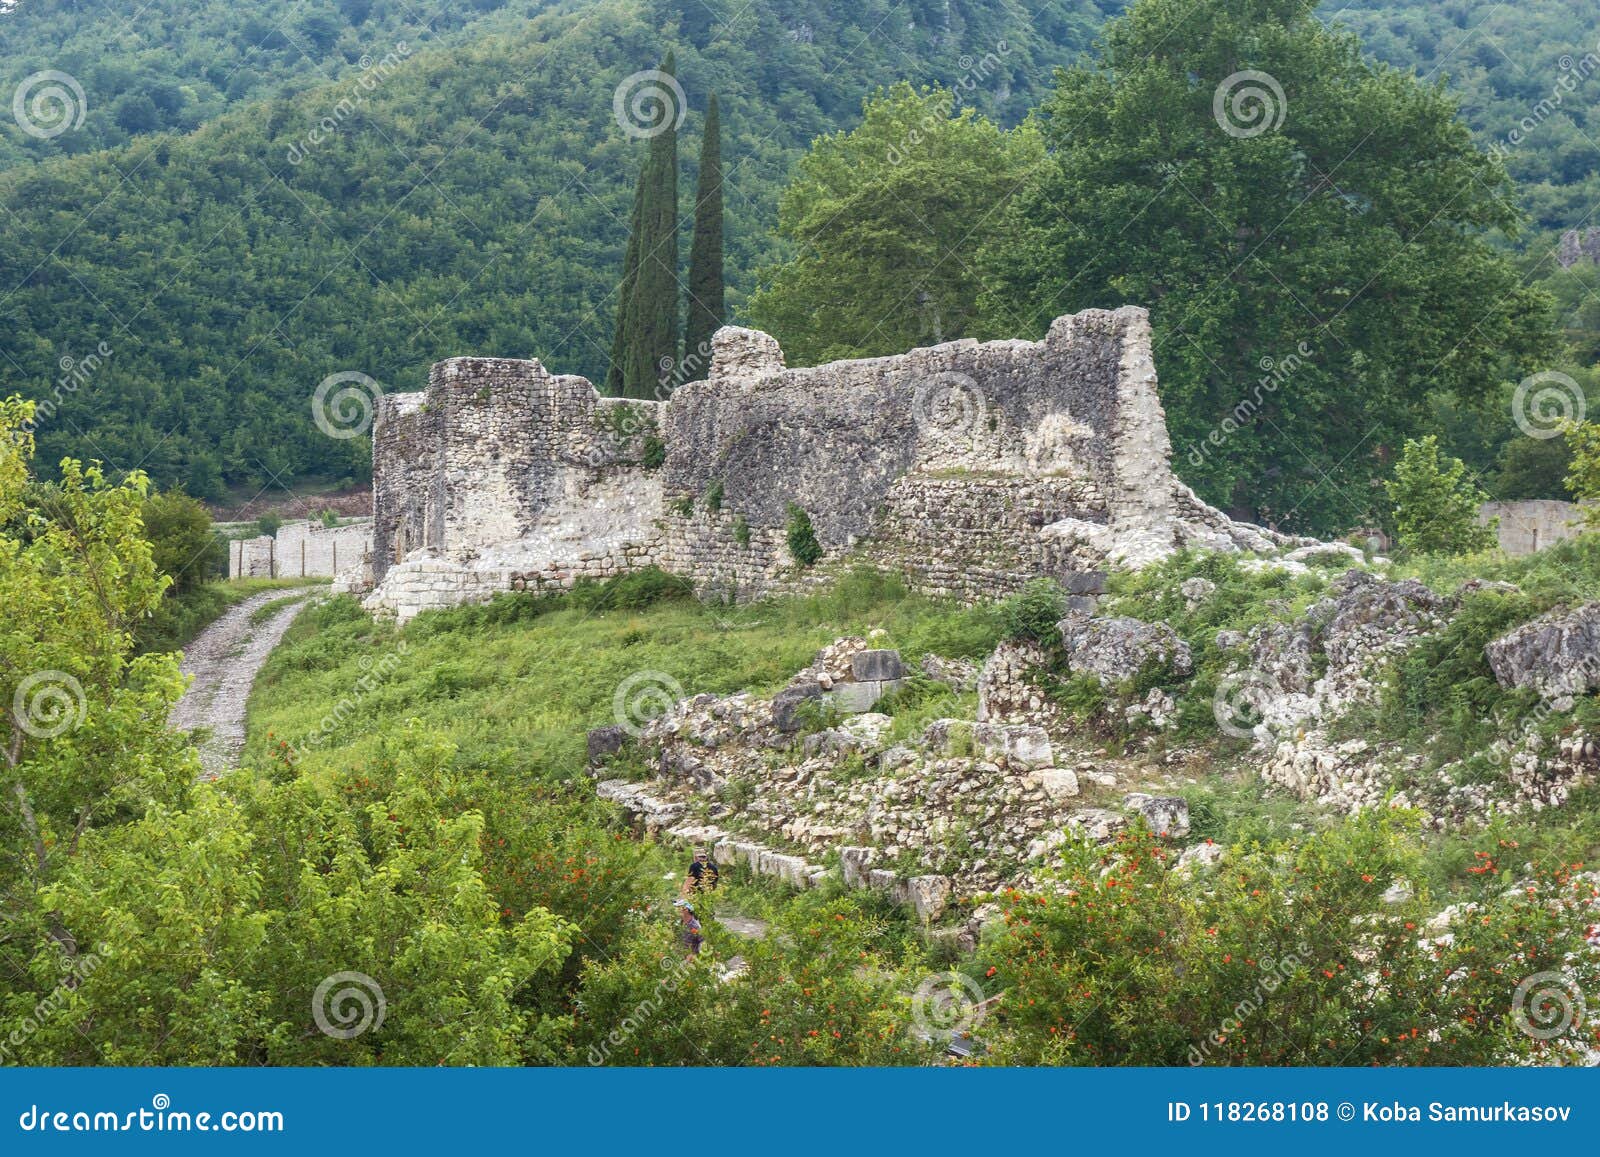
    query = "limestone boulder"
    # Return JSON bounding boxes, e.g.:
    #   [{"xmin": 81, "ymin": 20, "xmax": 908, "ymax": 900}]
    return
[
  {"xmin": 1058, "ymin": 612, "xmax": 1193, "ymax": 685},
  {"xmin": 1485, "ymin": 602, "xmax": 1600, "ymax": 699}
]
